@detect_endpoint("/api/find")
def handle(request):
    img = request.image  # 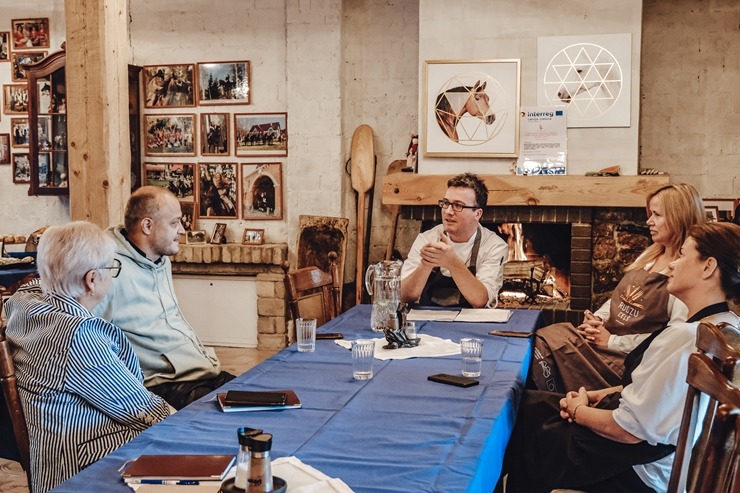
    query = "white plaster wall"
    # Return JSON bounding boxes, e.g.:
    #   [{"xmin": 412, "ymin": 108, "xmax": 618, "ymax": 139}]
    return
[
  {"xmin": 0, "ymin": 1, "xmax": 70, "ymax": 237},
  {"xmin": 417, "ymin": 0, "xmax": 643, "ymax": 177}
]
